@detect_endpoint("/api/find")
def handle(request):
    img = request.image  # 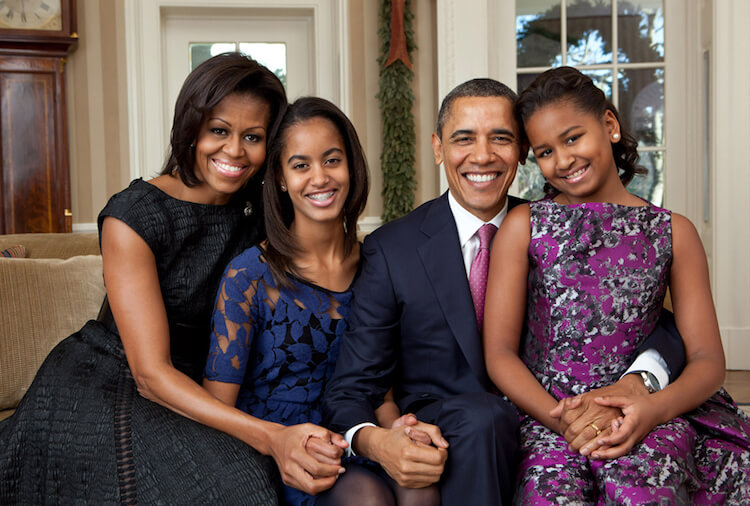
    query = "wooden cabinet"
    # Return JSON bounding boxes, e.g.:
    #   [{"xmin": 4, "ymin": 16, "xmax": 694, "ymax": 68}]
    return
[
  {"xmin": 0, "ymin": 0, "xmax": 76, "ymax": 233},
  {"xmin": 0, "ymin": 55, "xmax": 70, "ymax": 232}
]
